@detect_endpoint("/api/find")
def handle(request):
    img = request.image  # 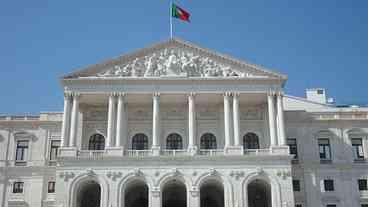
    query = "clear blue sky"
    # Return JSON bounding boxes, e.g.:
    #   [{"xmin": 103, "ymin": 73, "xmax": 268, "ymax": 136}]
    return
[{"xmin": 2, "ymin": 0, "xmax": 368, "ymax": 114}]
